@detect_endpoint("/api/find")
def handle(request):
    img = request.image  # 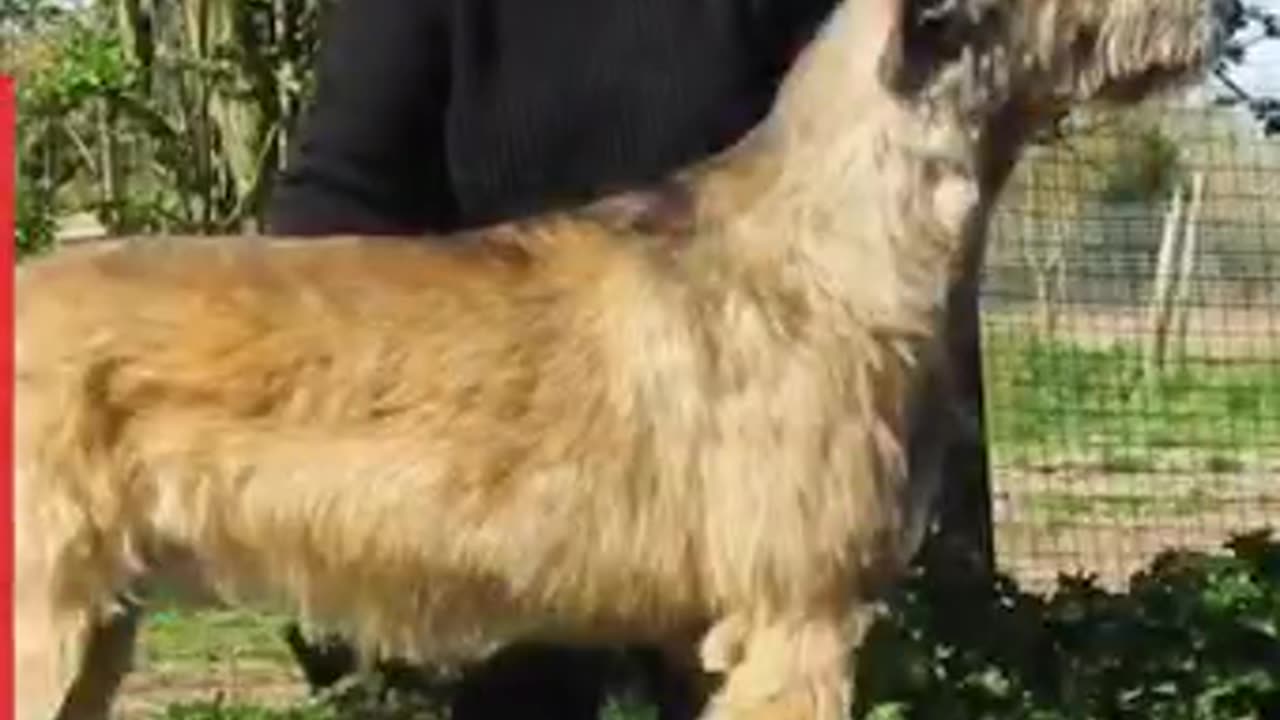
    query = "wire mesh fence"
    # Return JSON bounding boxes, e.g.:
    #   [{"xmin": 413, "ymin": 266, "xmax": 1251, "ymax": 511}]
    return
[{"xmin": 980, "ymin": 95, "xmax": 1280, "ymax": 591}]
